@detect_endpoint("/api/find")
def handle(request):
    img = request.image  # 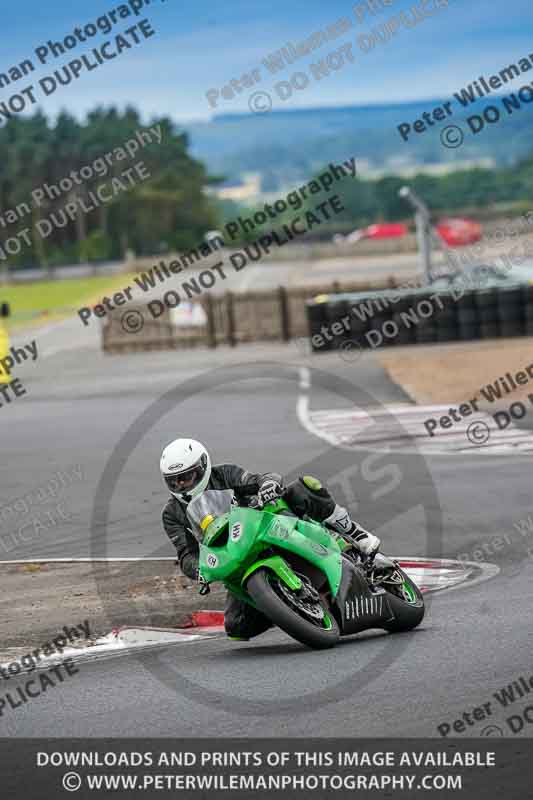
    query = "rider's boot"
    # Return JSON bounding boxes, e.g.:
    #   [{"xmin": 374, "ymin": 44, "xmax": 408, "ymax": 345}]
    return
[{"xmin": 323, "ymin": 504, "xmax": 381, "ymax": 557}]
